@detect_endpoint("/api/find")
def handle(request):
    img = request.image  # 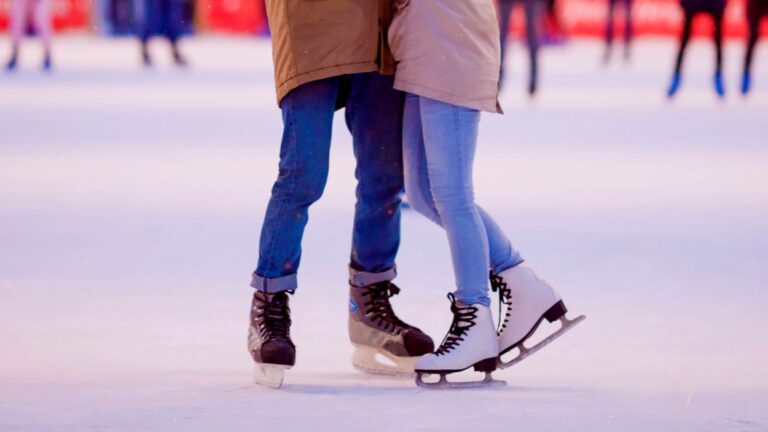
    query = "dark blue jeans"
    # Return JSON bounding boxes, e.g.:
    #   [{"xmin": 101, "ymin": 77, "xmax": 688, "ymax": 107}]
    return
[
  {"xmin": 140, "ymin": 0, "xmax": 186, "ymax": 43},
  {"xmin": 498, "ymin": 0, "xmax": 542, "ymax": 87},
  {"xmin": 252, "ymin": 73, "xmax": 405, "ymax": 293}
]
